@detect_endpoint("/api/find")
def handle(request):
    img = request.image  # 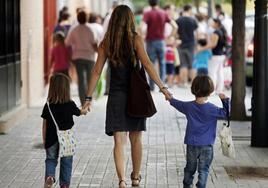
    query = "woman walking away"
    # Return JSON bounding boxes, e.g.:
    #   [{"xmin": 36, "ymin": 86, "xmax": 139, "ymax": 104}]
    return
[
  {"xmin": 200, "ymin": 18, "xmax": 227, "ymax": 94},
  {"xmin": 41, "ymin": 74, "xmax": 87, "ymax": 188},
  {"xmin": 83, "ymin": 5, "xmax": 171, "ymax": 188}
]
